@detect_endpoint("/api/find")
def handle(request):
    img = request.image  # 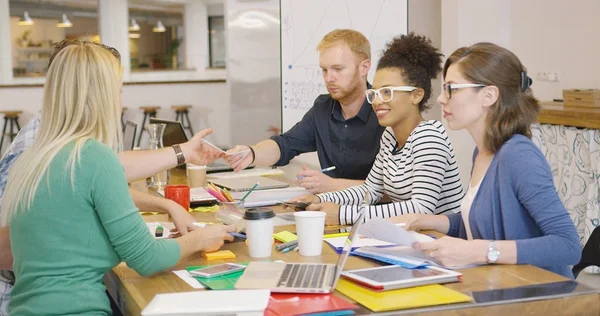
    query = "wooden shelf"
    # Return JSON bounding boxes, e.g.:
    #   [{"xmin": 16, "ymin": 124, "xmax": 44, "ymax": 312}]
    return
[{"xmin": 538, "ymin": 101, "xmax": 600, "ymax": 129}]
